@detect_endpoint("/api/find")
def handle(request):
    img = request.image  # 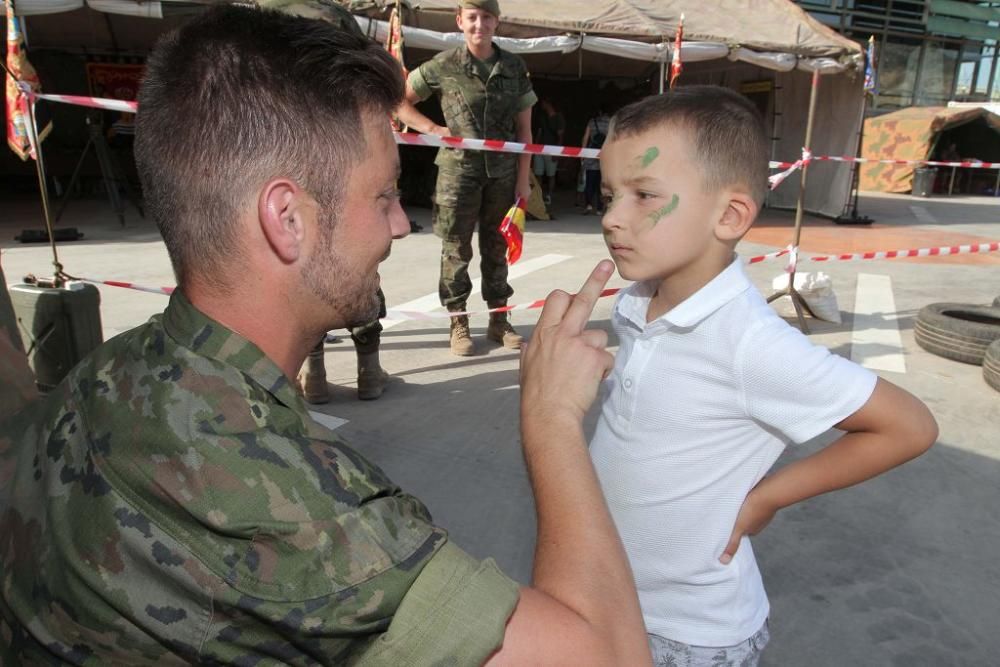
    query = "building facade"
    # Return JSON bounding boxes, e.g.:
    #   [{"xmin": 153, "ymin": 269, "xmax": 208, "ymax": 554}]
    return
[{"xmin": 795, "ymin": 1, "xmax": 1000, "ymax": 109}]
